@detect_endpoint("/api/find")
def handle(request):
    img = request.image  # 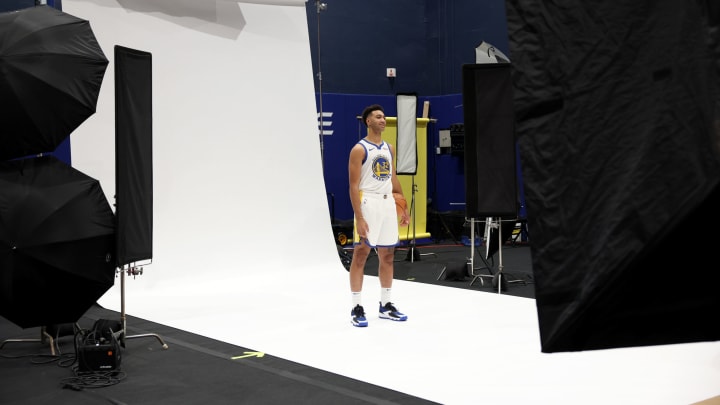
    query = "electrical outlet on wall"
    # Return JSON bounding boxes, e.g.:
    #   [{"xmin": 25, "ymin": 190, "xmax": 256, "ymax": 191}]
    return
[{"xmin": 439, "ymin": 129, "xmax": 451, "ymax": 147}]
